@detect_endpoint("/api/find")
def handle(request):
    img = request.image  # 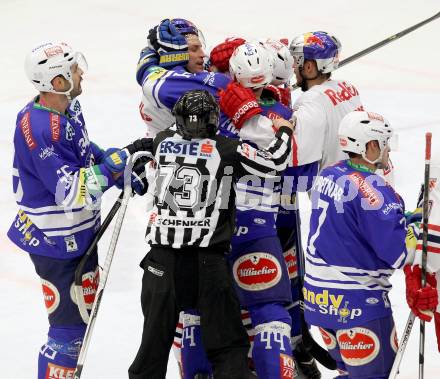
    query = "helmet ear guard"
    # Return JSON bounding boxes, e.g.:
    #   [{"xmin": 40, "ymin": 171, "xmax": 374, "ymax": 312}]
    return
[{"xmin": 172, "ymin": 90, "xmax": 220, "ymax": 140}]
